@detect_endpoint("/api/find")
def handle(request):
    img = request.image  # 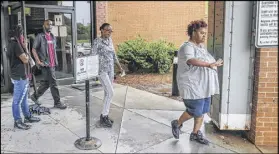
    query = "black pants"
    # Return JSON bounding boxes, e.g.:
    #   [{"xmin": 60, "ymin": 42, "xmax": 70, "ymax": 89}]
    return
[{"xmin": 33, "ymin": 67, "xmax": 60, "ymax": 104}]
